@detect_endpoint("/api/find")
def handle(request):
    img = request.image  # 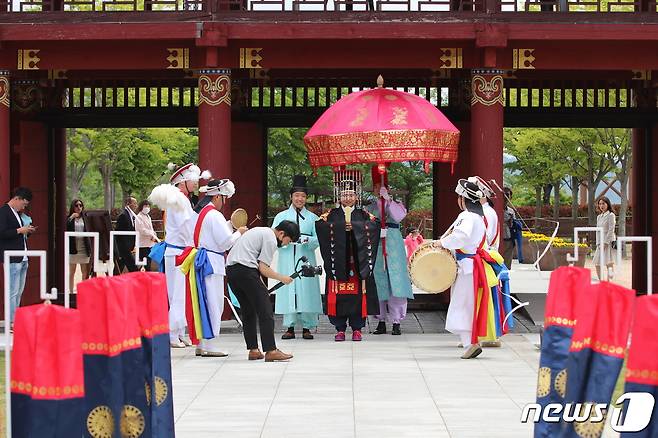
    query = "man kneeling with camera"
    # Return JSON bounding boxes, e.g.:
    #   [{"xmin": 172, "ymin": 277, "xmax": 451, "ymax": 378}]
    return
[{"xmin": 226, "ymin": 220, "xmax": 300, "ymax": 362}]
